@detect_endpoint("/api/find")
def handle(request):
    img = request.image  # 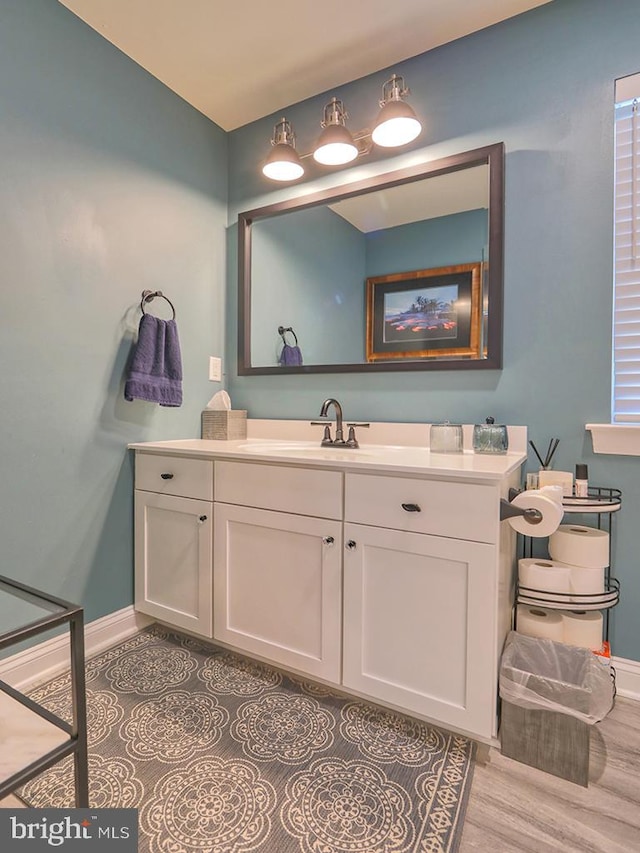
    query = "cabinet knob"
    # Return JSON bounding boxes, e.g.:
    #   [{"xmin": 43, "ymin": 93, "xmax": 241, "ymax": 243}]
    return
[
  {"xmin": 322, "ymin": 536, "xmax": 335, "ymax": 545},
  {"xmin": 345, "ymin": 540, "xmax": 357, "ymax": 550},
  {"xmin": 160, "ymin": 473, "xmax": 174, "ymax": 480},
  {"xmin": 401, "ymin": 503, "xmax": 421, "ymax": 513},
  {"xmin": 198, "ymin": 515, "xmax": 208, "ymax": 523}
]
